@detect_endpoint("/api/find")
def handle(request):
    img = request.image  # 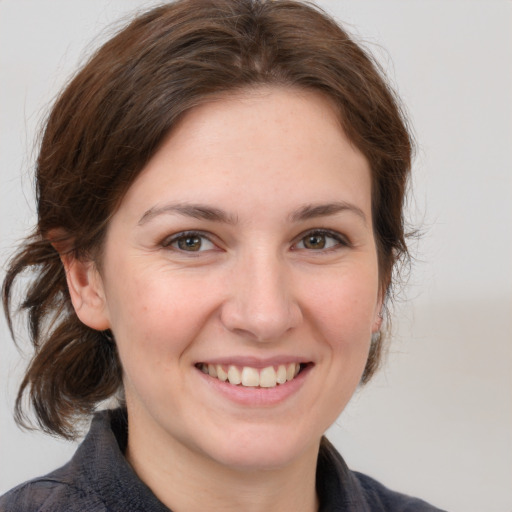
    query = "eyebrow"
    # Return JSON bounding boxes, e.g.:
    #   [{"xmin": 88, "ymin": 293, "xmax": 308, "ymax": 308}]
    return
[
  {"xmin": 138, "ymin": 200, "xmax": 366, "ymax": 226},
  {"xmin": 289, "ymin": 201, "xmax": 367, "ymax": 224},
  {"xmin": 138, "ymin": 203, "xmax": 238, "ymax": 225}
]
